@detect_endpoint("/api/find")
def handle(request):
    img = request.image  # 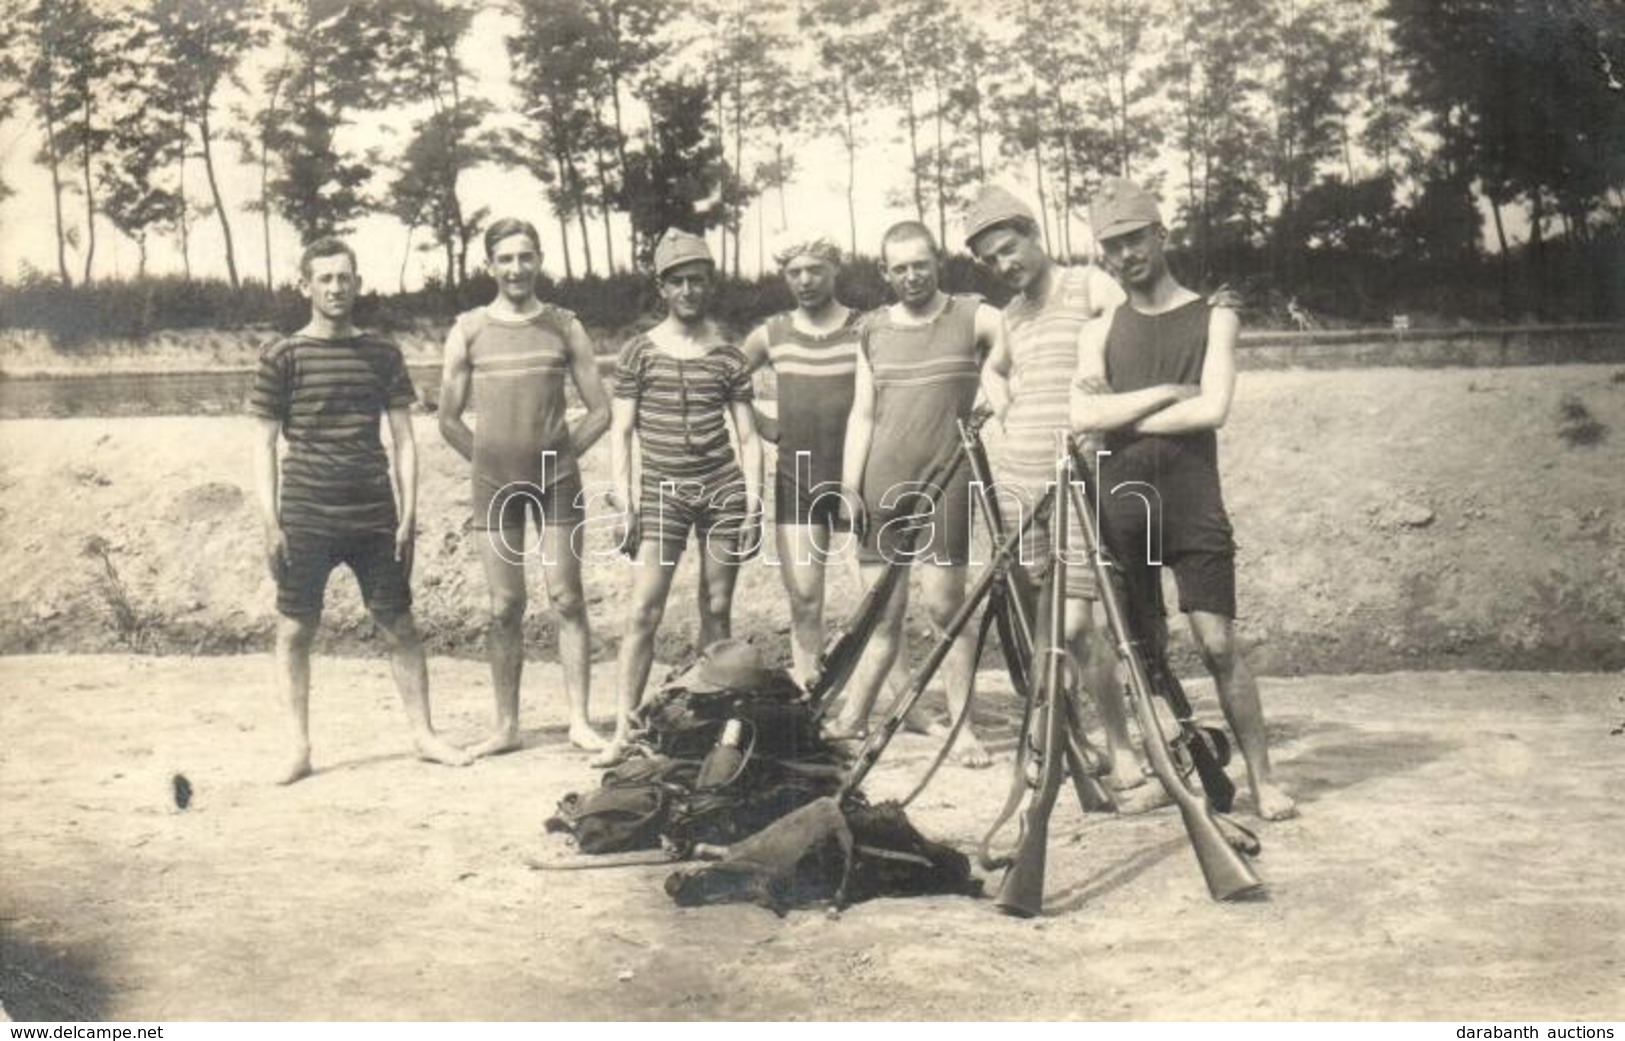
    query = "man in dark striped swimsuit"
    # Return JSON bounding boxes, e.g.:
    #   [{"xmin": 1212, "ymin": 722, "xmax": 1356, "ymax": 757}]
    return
[
  {"xmin": 1072, "ymin": 180, "xmax": 1296, "ymax": 821},
  {"xmin": 596, "ymin": 229, "xmax": 764, "ymax": 766},
  {"xmin": 740, "ymin": 236, "xmax": 864, "ymax": 684},
  {"xmin": 250, "ymin": 238, "xmax": 470, "ymax": 784}
]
